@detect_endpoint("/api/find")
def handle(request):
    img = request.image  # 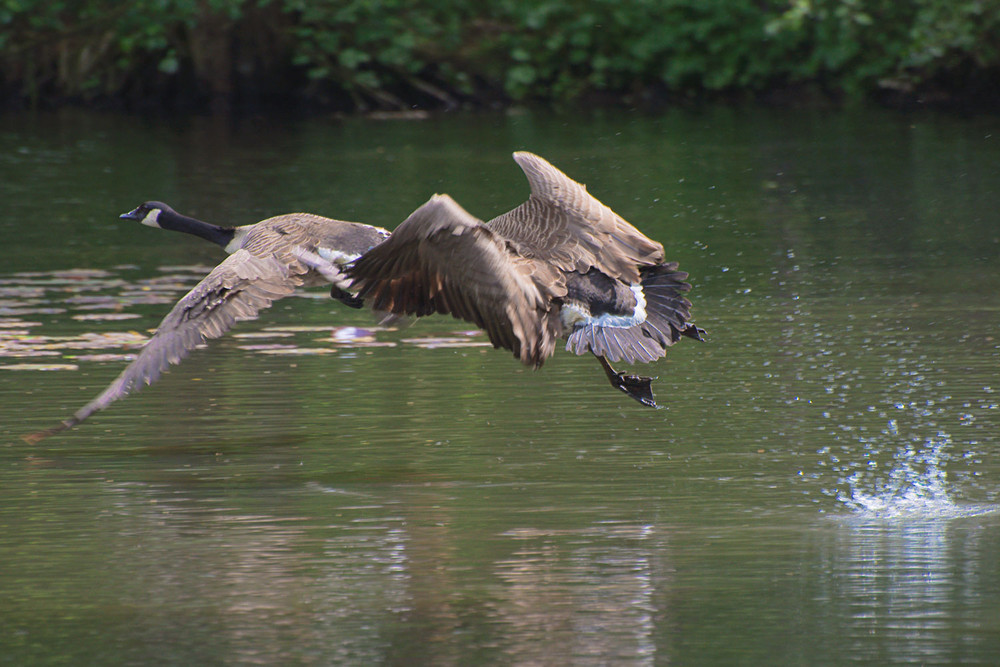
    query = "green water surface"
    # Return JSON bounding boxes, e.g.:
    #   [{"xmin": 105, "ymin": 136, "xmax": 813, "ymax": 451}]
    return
[{"xmin": 1, "ymin": 107, "xmax": 999, "ymax": 665}]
